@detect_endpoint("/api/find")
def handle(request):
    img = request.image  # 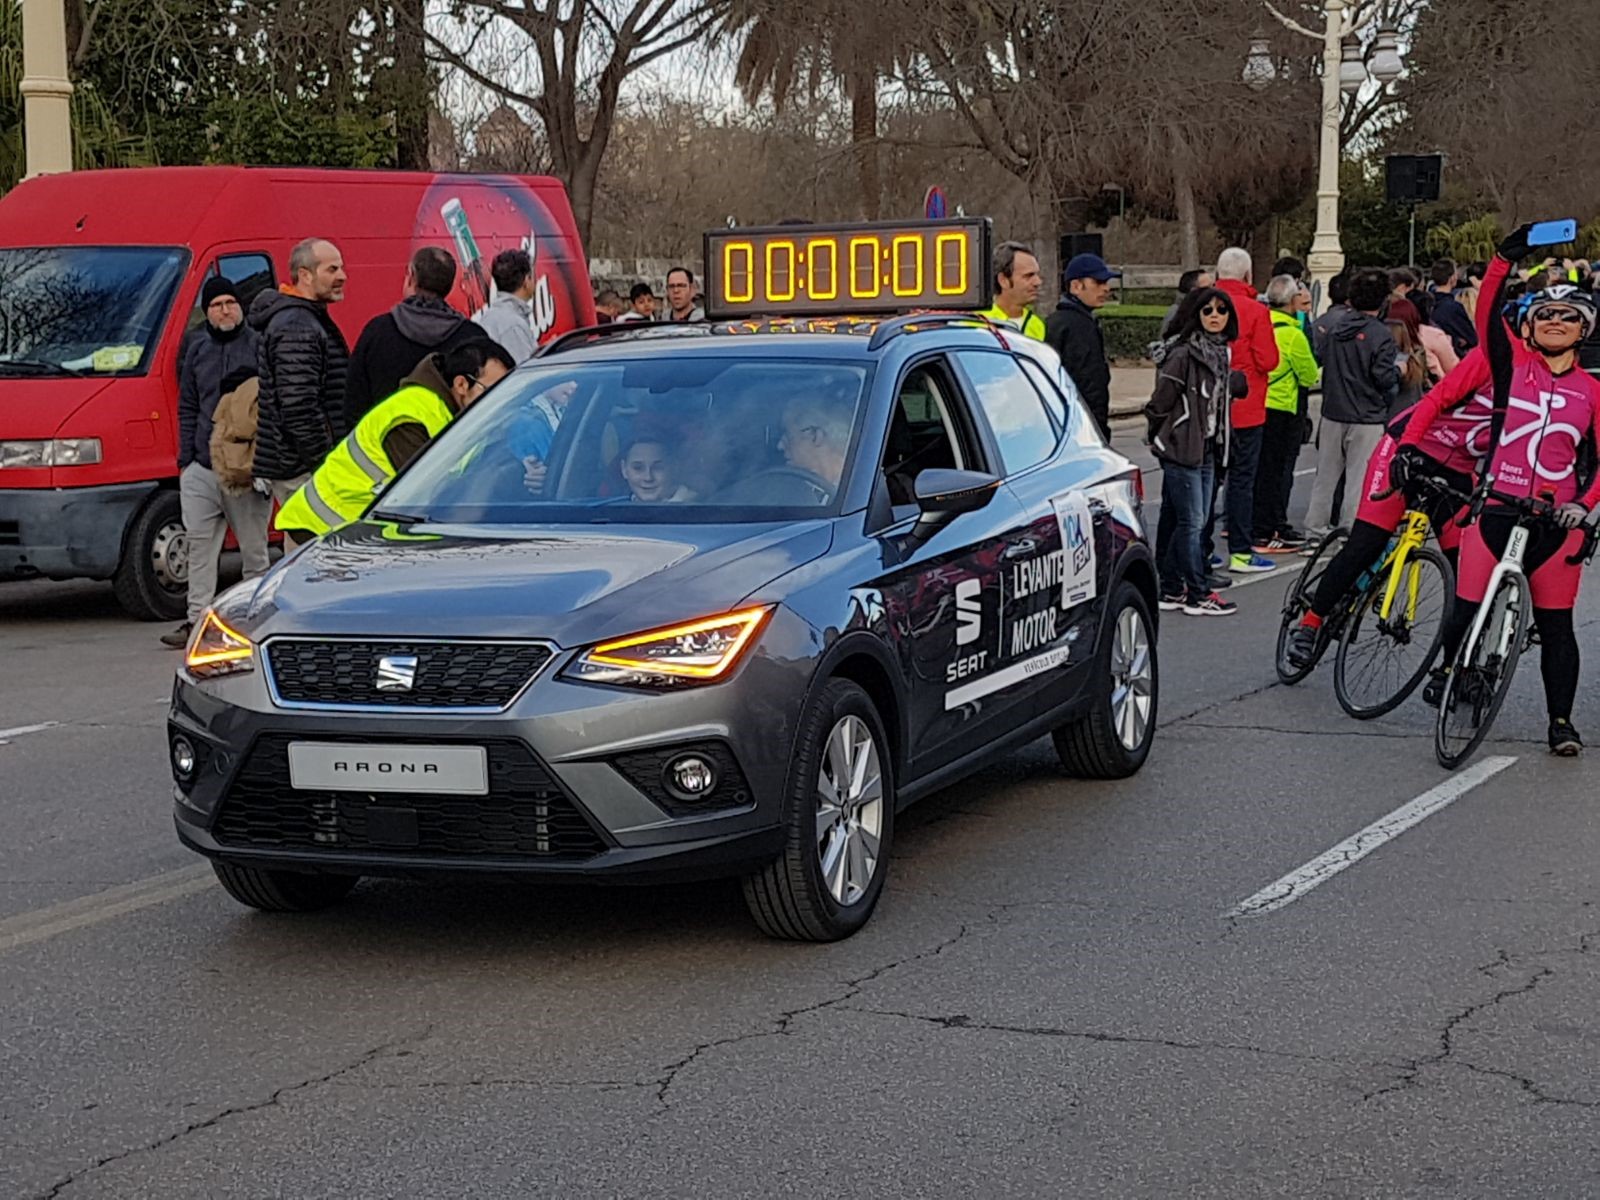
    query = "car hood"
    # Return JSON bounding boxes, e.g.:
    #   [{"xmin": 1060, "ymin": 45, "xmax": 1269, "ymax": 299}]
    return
[{"xmin": 236, "ymin": 518, "xmax": 835, "ymax": 646}]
